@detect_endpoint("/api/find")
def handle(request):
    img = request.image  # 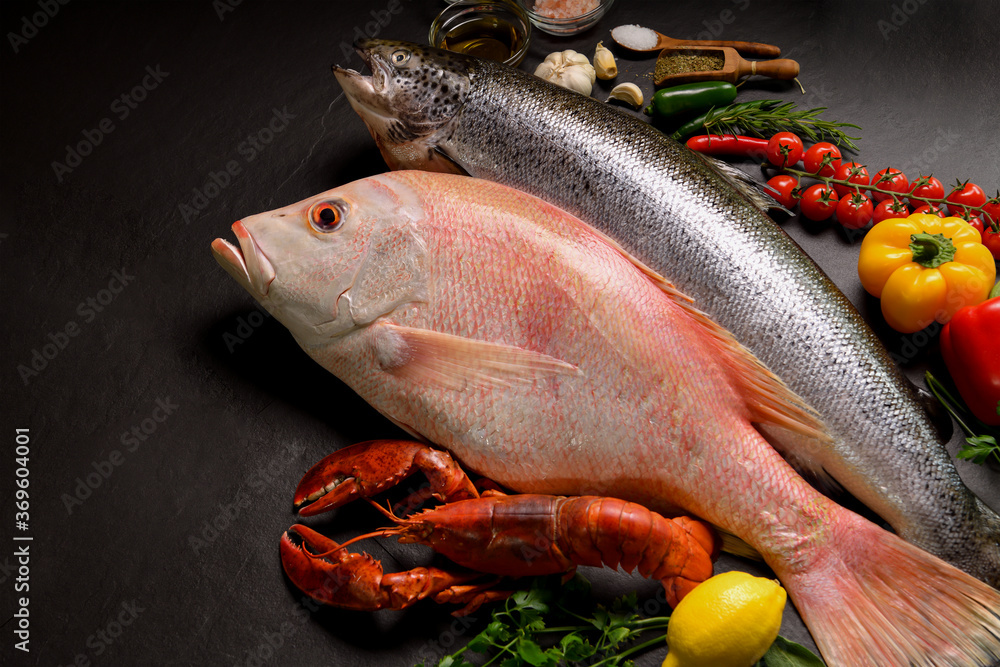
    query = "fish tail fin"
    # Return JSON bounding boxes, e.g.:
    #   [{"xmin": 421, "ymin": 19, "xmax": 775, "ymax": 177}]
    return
[{"xmin": 779, "ymin": 512, "xmax": 1000, "ymax": 666}]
